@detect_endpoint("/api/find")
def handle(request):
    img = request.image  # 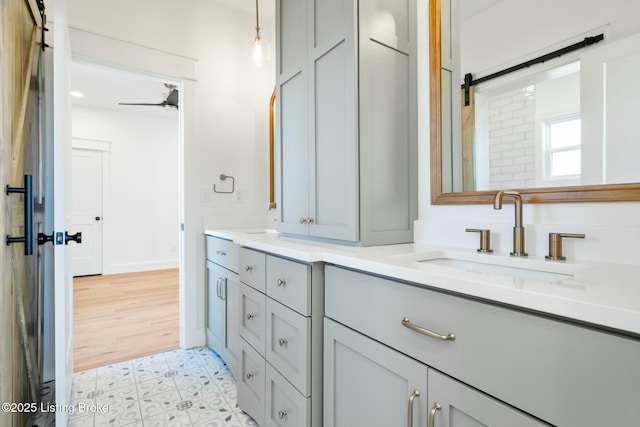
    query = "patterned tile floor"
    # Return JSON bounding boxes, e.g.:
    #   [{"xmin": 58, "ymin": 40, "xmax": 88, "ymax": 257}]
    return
[{"xmin": 67, "ymin": 347, "xmax": 258, "ymax": 427}]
